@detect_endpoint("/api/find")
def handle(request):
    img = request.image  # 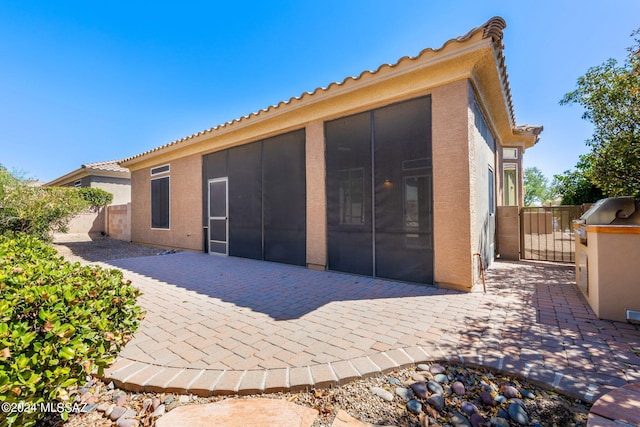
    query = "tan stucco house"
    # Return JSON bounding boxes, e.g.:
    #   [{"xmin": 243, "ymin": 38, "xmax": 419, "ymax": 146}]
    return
[
  {"xmin": 46, "ymin": 160, "xmax": 131, "ymax": 205},
  {"xmin": 120, "ymin": 17, "xmax": 541, "ymax": 291}
]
